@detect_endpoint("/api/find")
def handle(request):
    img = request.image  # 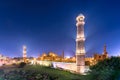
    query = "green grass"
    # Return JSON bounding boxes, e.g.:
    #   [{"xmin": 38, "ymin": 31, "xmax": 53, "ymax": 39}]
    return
[
  {"xmin": 23, "ymin": 65, "xmax": 86, "ymax": 80},
  {"xmin": 4, "ymin": 63, "xmax": 120, "ymax": 80},
  {"xmin": 0, "ymin": 65, "xmax": 88, "ymax": 80}
]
